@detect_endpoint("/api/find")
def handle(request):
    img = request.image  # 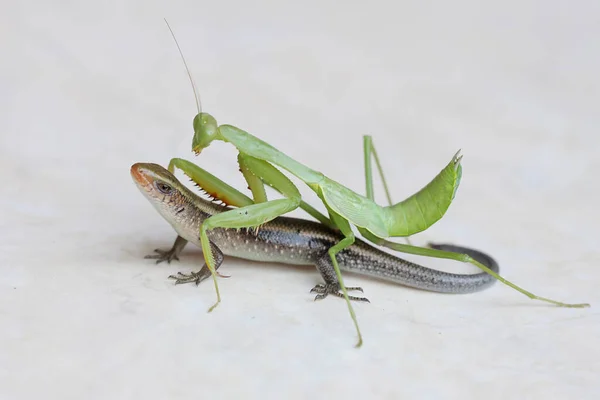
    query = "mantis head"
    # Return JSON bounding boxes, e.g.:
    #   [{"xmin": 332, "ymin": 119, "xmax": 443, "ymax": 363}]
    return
[{"xmin": 192, "ymin": 112, "xmax": 222, "ymax": 154}]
